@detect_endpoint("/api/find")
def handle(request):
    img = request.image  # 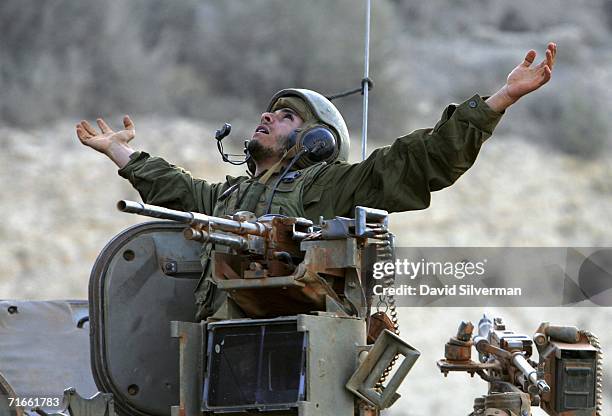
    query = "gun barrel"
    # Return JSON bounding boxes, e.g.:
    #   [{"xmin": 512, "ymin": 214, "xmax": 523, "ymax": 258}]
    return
[
  {"xmin": 118, "ymin": 200, "xmax": 198, "ymax": 222},
  {"xmin": 512, "ymin": 353, "xmax": 550, "ymax": 393},
  {"xmin": 117, "ymin": 200, "xmax": 266, "ymax": 236},
  {"xmin": 184, "ymin": 228, "xmax": 248, "ymax": 251}
]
